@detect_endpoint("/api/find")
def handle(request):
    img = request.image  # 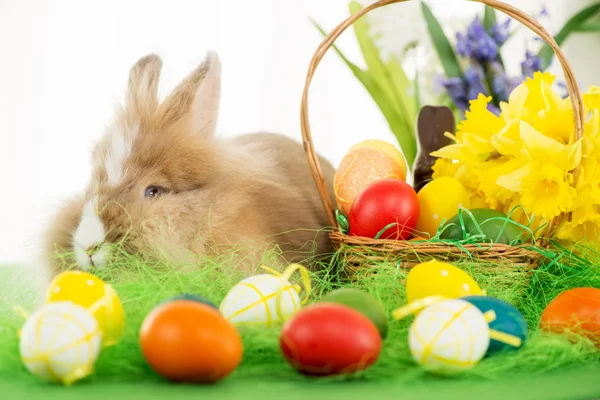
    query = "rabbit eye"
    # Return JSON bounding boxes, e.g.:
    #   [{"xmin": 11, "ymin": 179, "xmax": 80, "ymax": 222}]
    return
[{"xmin": 144, "ymin": 186, "xmax": 164, "ymax": 199}]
